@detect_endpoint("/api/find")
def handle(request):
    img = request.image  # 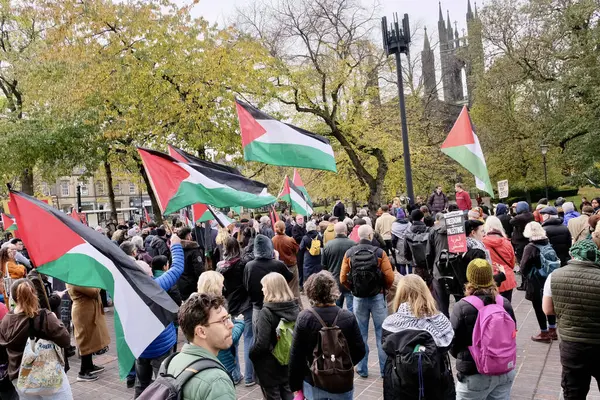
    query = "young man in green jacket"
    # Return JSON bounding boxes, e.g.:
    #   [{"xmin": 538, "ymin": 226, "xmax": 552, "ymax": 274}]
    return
[{"xmin": 167, "ymin": 294, "xmax": 236, "ymax": 400}]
